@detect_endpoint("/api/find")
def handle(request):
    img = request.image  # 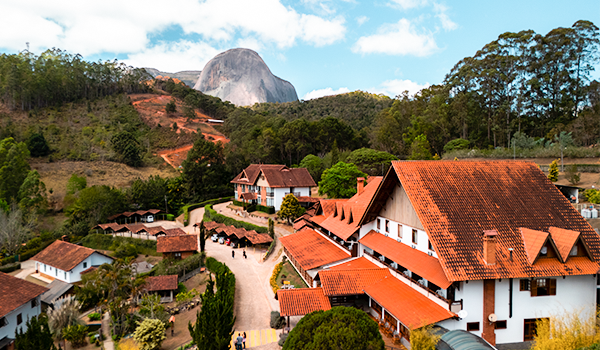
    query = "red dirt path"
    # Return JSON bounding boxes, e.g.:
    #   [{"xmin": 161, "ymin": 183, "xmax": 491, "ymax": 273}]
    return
[{"xmin": 129, "ymin": 93, "xmax": 229, "ymax": 168}]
